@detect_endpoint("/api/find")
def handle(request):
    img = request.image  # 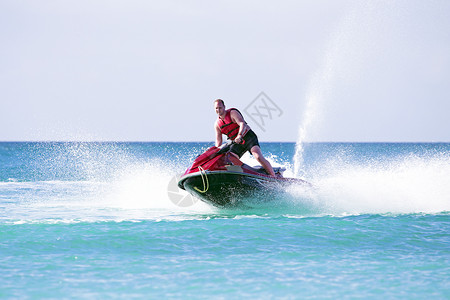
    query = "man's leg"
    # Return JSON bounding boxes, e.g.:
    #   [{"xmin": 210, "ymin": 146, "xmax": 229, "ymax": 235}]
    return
[{"xmin": 250, "ymin": 146, "xmax": 275, "ymax": 176}]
